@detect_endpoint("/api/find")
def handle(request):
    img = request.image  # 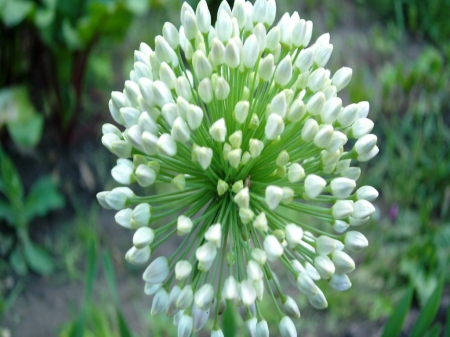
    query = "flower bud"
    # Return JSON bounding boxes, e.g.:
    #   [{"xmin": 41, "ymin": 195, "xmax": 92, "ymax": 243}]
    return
[
  {"xmin": 175, "ymin": 260, "xmax": 192, "ymax": 281},
  {"xmin": 265, "ymin": 185, "xmax": 283, "ymax": 210},
  {"xmin": 225, "ymin": 37, "xmax": 241, "ymax": 68},
  {"xmin": 279, "ymin": 316, "xmax": 296, "ymax": 337},
  {"xmin": 342, "ymin": 167, "xmax": 361, "ymax": 181},
  {"xmin": 216, "ymin": 9, "xmax": 232, "ymax": 42},
  {"xmin": 352, "ymin": 118, "xmax": 374, "ymax": 138},
  {"xmin": 177, "ymin": 285, "xmax": 194, "ymax": 309},
  {"xmin": 133, "ymin": 227, "xmax": 155, "ymax": 248},
  {"xmin": 330, "ymin": 177, "xmax": 356, "ymax": 199},
  {"xmin": 243, "ymin": 34, "xmax": 260, "ymax": 68},
  {"xmin": 285, "ymin": 224, "xmax": 304, "ymax": 248},
  {"xmin": 205, "ymin": 223, "xmax": 222, "ymax": 248},
  {"xmin": 198, "ymin": 78, "xmax": 213, "ymax": 103},
  {"xmin": 270, "ymin": 92, "xmax": 288, "ymax": 118},
  {"xmin": 332, "ymin": 200, "xmax": 354, "ymax": 219},
  {"xmin": 187, "ymin": 104, "xmax": 204, "ymax": 130},
  {"xmin": 240, "ymin": 279, "xmax": 257, "ymax": 306},
  {"xmin": 228, "ymin": 148, "xmax": 242, "ymax": 168},
  {"xmin": 171, "ymin": 117, "xmax": 191, "ymax": 143},
  {"xmin": 314, "ymin": 124, "xmax": 334, "ymax": 149},
  {"xmin": 253, "ymin": 212, "xmax": 268, "ymax": 232},
  {"xmin": 314, "ymin": 43, "xmax": 333, "ymax": 67},
  {"xmin": 329, "ymin": 273, "xmax": 352, "ymax": 291},
  {"xmin": 274, "ymin": 55, "xmax": 293, "ymax": 86},
  {"xmin": 151, "ymin": 288, "xmax": 169, "ymax": 315},
  {"xmin": 196, "ymin": 0, "xmax": 211, "ymax": 33},
  {"xmin": 125, "ymin": 245, "xmax": 151, "ymax": 264},
  {"xmin": 115, "ymin": 208, "xmax": 132, "ymax": 228},
  {"xmin": 265, "ymin": 113, "xmax": 285, "ymax": 140},
  {"xmin": 306, "ymin": 92, "xmax": 325, "ymax": 116},
  {"xmin": 344, "ymin": 231, "xmax": 368, "ymax": 251},
  {"xmin": 222, "ymin": 275, "xmax": 239, "ymax": 300},
  {"xmin": 209, "ymin": 118, "xmax": 227, "ymax": 142},
  {"xmin": 177, "ymin": 215, "xmax": 193, "ymax": 235},
  {"xmin": 143, "ymin": 256, "xmax": 169, "ymax": 284},
  {"xmin": 193, "ymin": 50, "xmax": 212, "ymax": 80},
  {"xmin": 157, "ymin": 133, "xmax": 177, "ymax": 157},
  {"xmin": 295, "ymin": 48, "xmax": 314, "ymax": 72},
  {"xmin": 194, "ymin": 283, "xmax": 214, "ymax": 310},
  {"xmin": 314, "ymin": 255, "xmax": 335, "ymax": 279},
  {"xmin": 308, "ymin": 68, "xmax": 326, "ymax": 92},
  {"xmin": 332, "ymin": 67, "xmax": 352, "ymax": 92},
  {"xmin": 138, "ymin": 111, "xmax": 159, "ymax": 135},
  {"xmin": 178, "ymin": 314, "xmax": 193, "ymax": 337},
  {"xmin": 304, "ymin": 174, "xmax": 326, "ymax": 199},
  {"xmin": 264, "ymin": 235, "xmax": 284, "ymax": 261},
  {"xmin": 332, "ymin": 250, "xmax": 355, "ymax": 274},
  {"xmin": 352, "ymin": 200, "xmax": 375, "ymax": 219},
  {"xmin": 215, "ymin": 76, "xmax": 230, "ymax": 100},
  {"xmin": 356, "ymin": 186, "xmax": 379, "ymax": 201},
  {"xmin": 234, "ymin": 187, "xmax": 250, "ymax": 208},
  {"xmin": 321, "ymin": 97, "xmax": 342, "ymax": 124},
  {"xmin": 276, "ymin": 150, "xmax": 289, "ymax": 167},
  {"xmin": 196, "ymin": 242, "xmax": 217, "ymax": 271},
  {"xmin": 307, "ymin": 287, "xmax": 328, "ymax": 309}
]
